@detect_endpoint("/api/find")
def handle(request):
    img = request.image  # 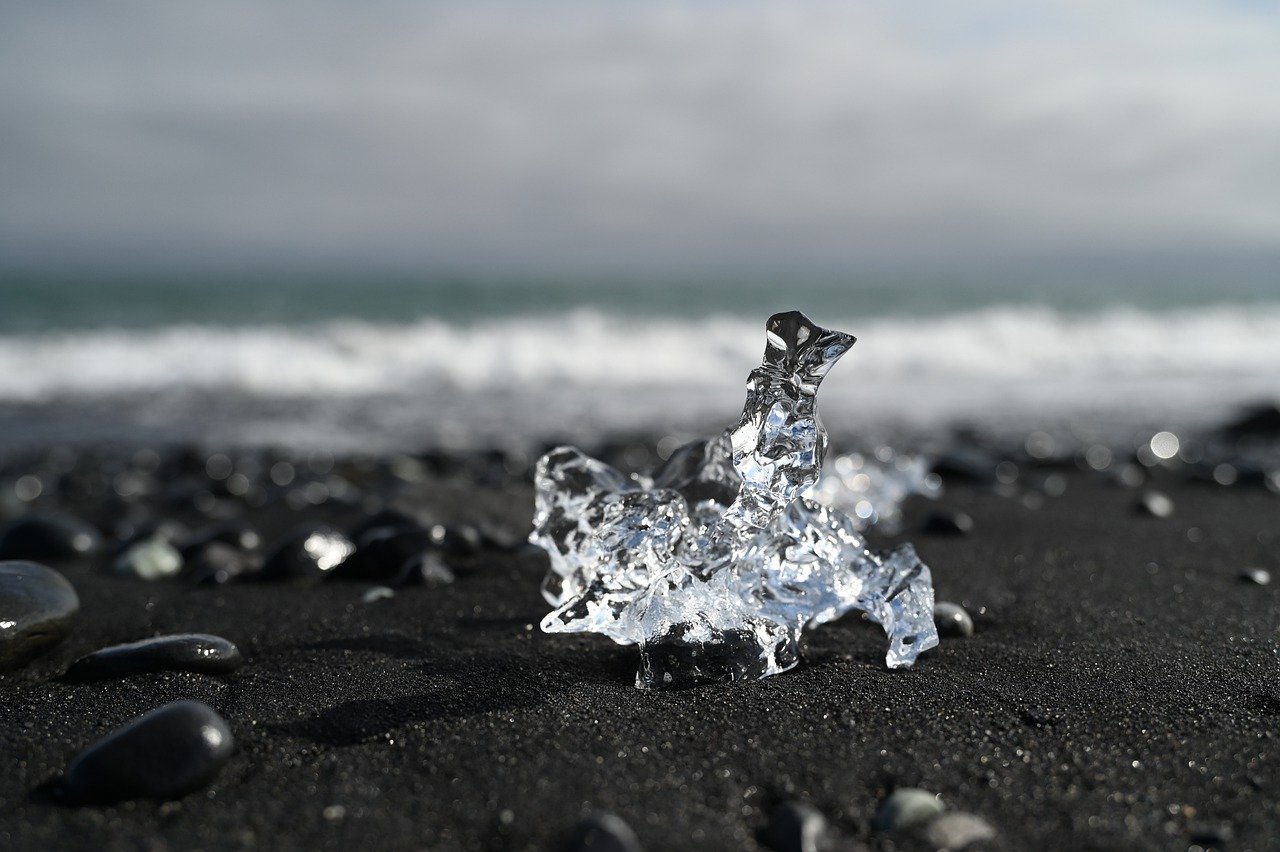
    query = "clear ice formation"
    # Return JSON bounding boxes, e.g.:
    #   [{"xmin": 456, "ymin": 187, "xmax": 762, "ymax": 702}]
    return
[
  {"xmin": 812, "ymin": 449, "xmax": 942, "ymax": 534},
  {"xmin": 531, "ymin": 311, "xmax": 940, "ymax": 688}
]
